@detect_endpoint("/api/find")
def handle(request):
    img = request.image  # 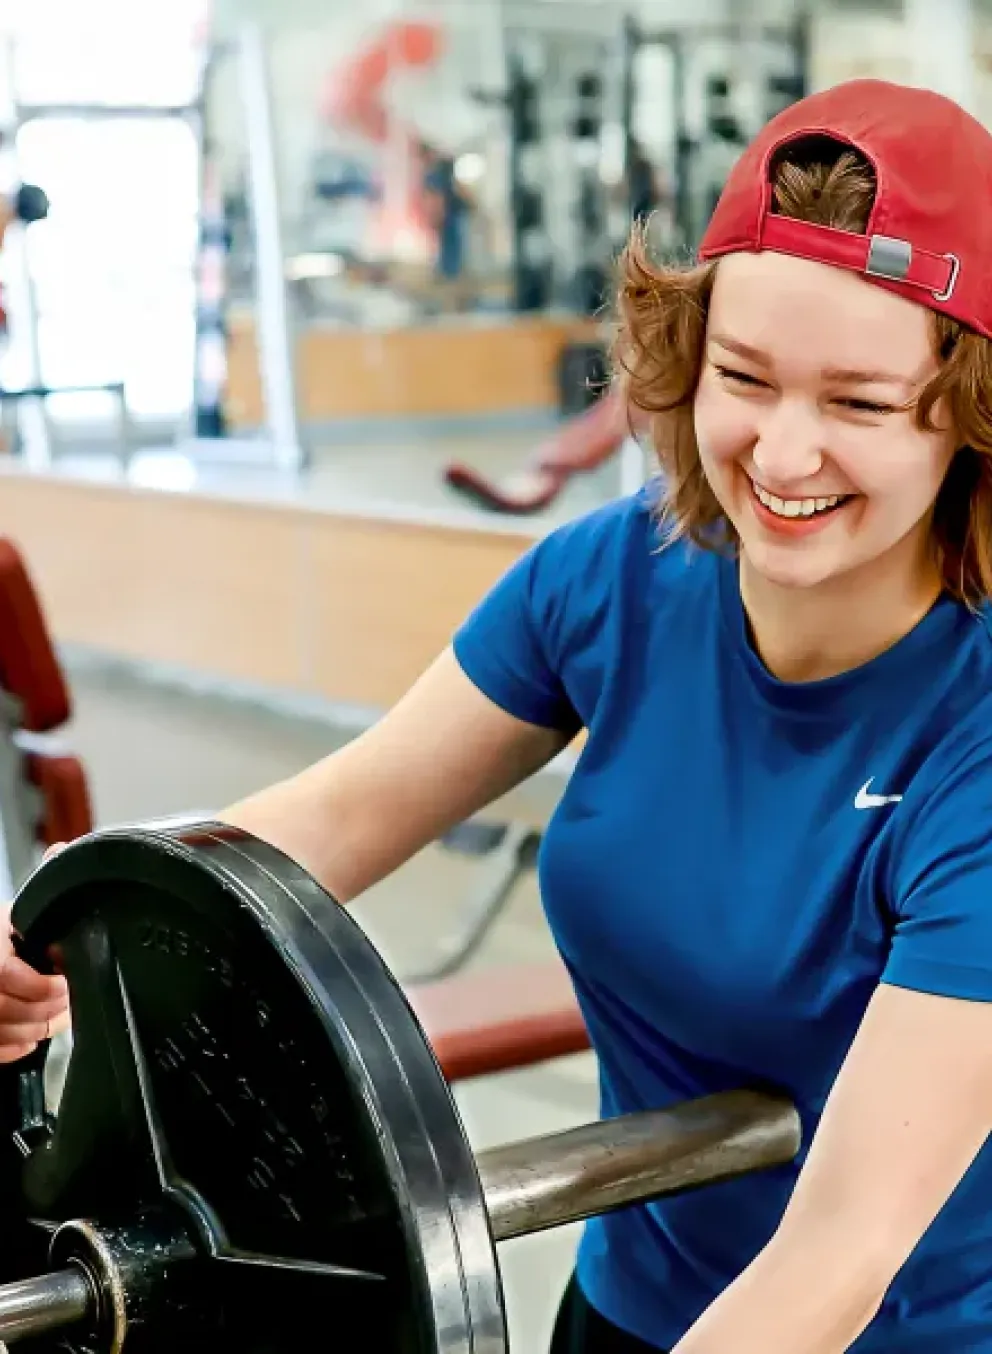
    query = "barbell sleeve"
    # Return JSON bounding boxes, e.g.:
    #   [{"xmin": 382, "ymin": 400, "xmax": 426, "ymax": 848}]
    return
[
  {"xmin": 0, "ymin": 1266, "xmax": 93, "ymax": 1342},
  {"xmin": 477, "ymin": 1090, "xmax": 801, "ymax": 1243}
]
